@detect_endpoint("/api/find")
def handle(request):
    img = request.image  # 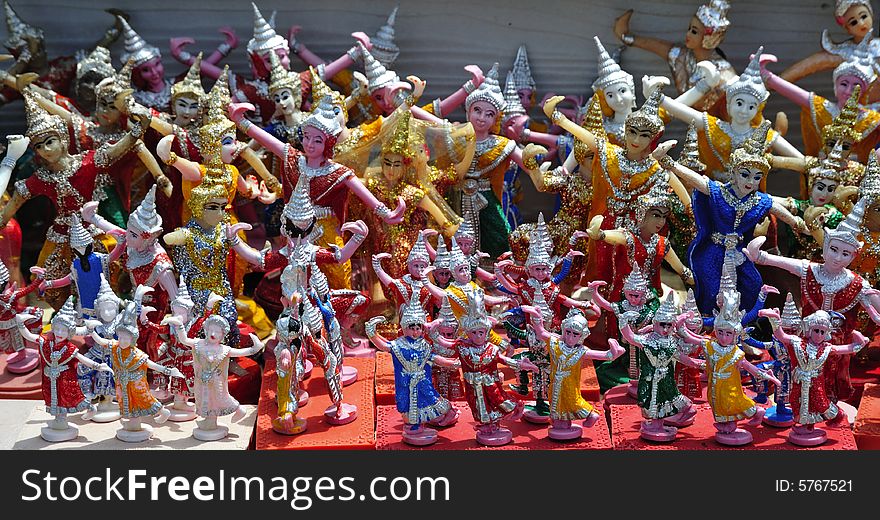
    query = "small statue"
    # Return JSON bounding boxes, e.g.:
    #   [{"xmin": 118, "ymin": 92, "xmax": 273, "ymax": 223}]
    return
[
  {"xmin": 425, "ymin": 295, "xmax": 465, "ymax": 401},
  {"xmin": 77, "ymin": 274, "xmax": 121, "ymax": 423},
  {"xmin": 0, "ymin": 257, "xmax": 42, "ymax": 374},
  {"xmin": 271, "ymin": 311, "xmax": 310, "ymax": 436}
]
